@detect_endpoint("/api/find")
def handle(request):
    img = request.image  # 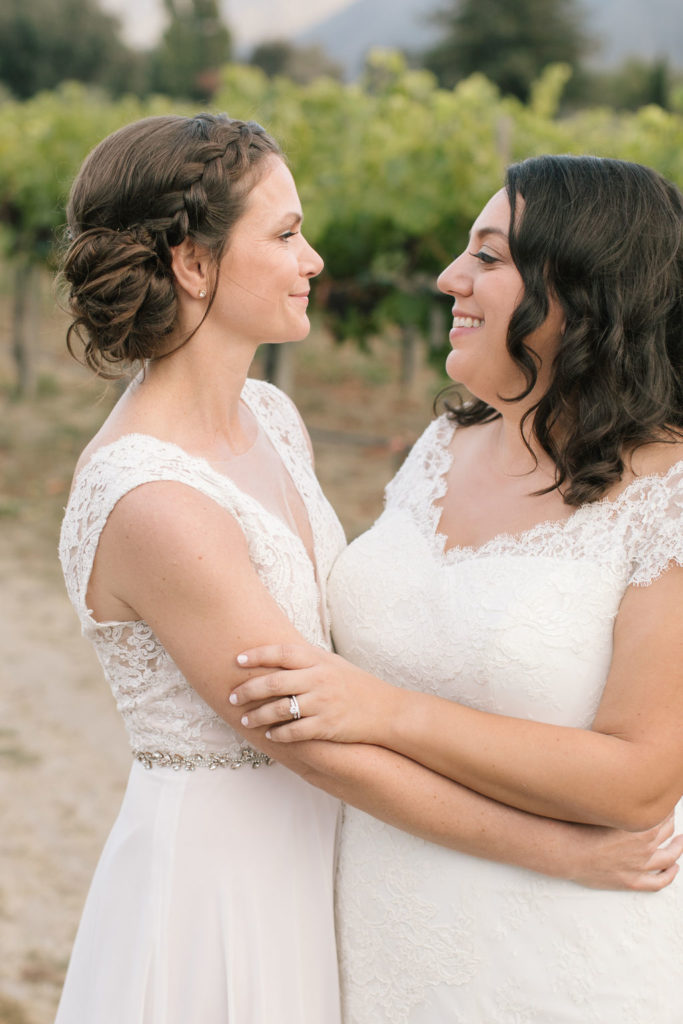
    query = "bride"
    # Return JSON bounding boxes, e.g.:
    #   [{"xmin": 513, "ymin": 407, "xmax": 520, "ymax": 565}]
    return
[{"xmin": 231, "ymin": 154, "xmax": 683, "ymax": 1022}]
